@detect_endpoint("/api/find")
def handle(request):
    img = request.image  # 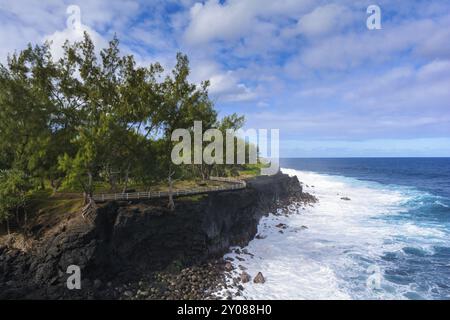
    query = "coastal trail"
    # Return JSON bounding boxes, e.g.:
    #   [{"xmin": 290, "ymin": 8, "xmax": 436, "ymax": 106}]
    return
[{"xmin": 92, "ymin": 177, "xmax": 247, "ymax": 202}]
